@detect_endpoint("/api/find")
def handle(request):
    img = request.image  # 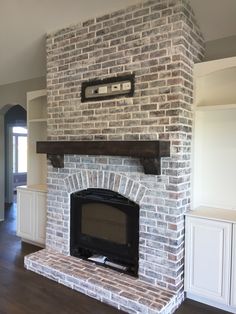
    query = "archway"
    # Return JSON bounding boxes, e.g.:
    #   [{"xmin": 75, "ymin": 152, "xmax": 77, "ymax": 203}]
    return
[{"xmin": 0, "ymin": 104, "xmax": 26, "ymax": 221}]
